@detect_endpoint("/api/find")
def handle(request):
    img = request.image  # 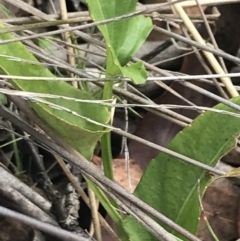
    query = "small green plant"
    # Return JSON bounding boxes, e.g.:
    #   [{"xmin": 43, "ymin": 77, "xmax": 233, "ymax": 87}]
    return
[
  {"xmin": 85, "ymin": 0, "xmax": 153, "ymax": 182},
  {"xmin": 85, "ymin": 0, "xmax": 153, "ymax": 238}
]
